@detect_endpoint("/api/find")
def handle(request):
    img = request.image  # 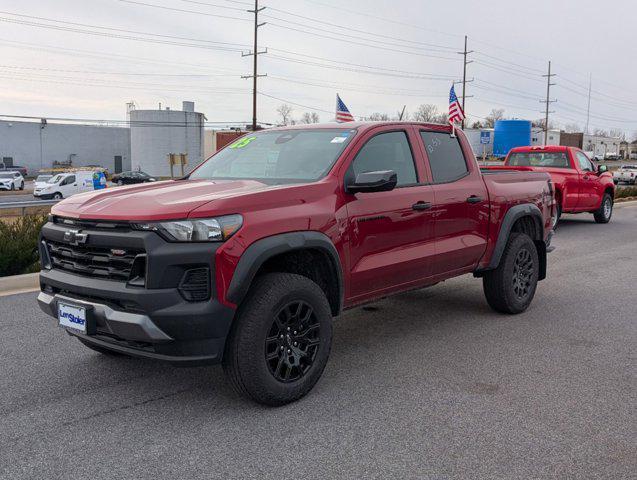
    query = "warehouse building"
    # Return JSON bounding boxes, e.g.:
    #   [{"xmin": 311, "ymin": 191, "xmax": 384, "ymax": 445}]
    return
[
  {"xmin": 0, "ymin": 119, "xmax": 130, "ymax": 175},
  {"xmin": 130, "ymin": 101, "xmax": 205, "ymax": 177}
]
